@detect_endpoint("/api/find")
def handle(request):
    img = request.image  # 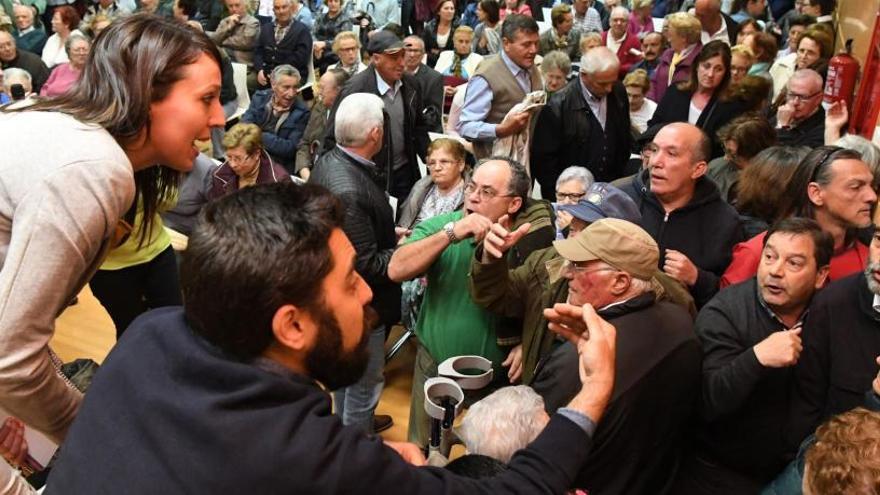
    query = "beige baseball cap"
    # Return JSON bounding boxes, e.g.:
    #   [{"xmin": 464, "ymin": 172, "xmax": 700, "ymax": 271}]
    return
[{"xmin": 552, "ymin": 218, "xmax": 660, "ymax": 281}]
